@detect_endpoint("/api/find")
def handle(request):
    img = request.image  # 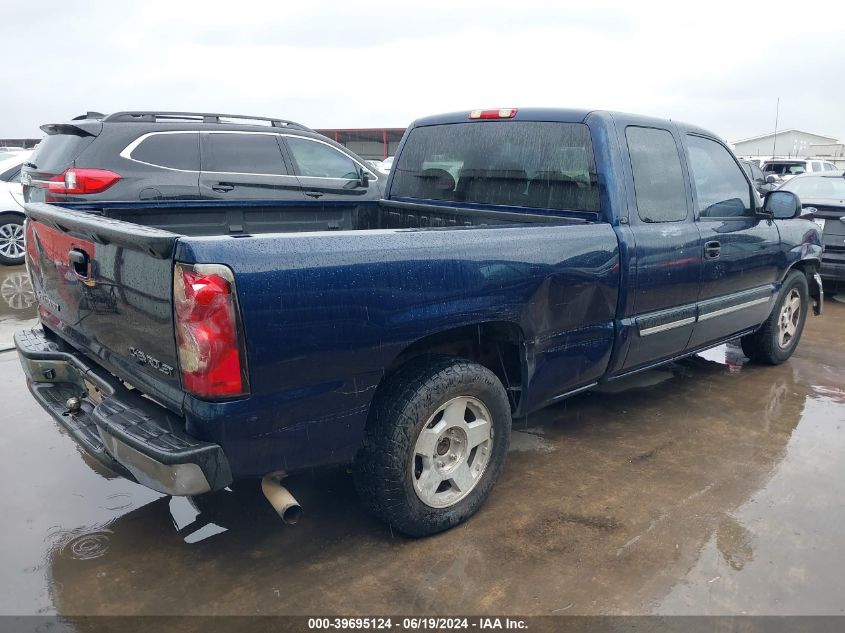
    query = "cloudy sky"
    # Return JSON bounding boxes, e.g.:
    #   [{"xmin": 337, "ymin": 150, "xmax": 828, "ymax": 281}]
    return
[{"xmin": 3, "ymin": 0, "xmax": 843, "ymax": 144}]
